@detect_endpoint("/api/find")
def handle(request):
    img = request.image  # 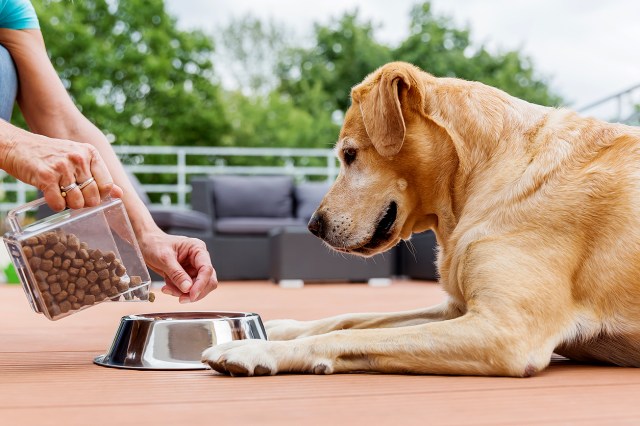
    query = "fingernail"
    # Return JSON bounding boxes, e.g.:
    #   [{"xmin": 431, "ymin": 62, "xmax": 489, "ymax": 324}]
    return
[
  {"xmin": 180, "ymin": 280, "xmax": 191, "ymax": 292},
  {"xmin": 179, "ymin": 297, "xmax": 190, "ymax": 304},
  {"xmin": 190, "ymin": 289, "xmax": 201, "ymax": 303},
  {"xmin": 161, "ymin": 287, "xmax": 170, "ymax": 295}
]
